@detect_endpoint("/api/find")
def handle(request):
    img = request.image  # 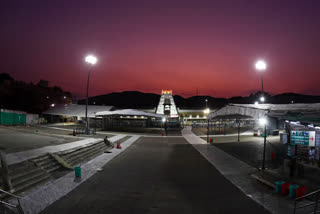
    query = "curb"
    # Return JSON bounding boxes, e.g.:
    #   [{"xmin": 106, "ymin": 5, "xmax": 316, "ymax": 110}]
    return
[{"xmin": 251, "ymin": 174, "xmax": 276, "ymax": 189}]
